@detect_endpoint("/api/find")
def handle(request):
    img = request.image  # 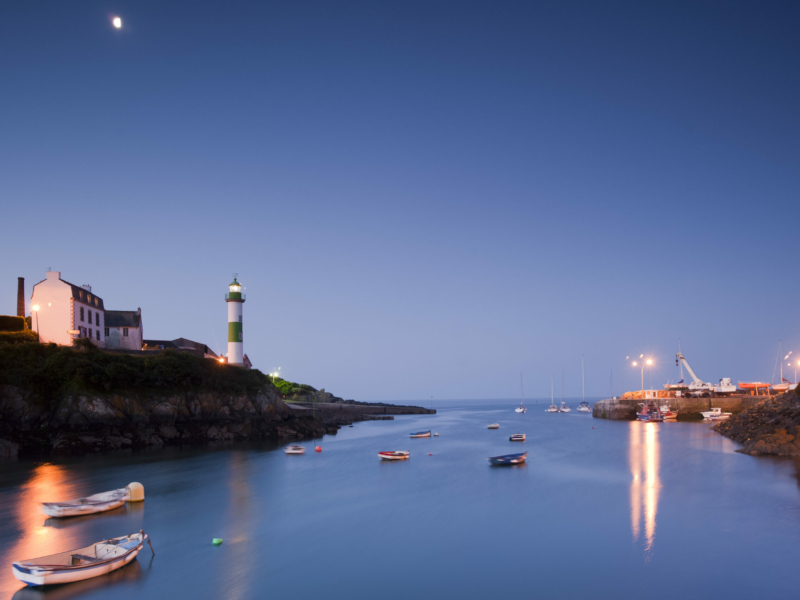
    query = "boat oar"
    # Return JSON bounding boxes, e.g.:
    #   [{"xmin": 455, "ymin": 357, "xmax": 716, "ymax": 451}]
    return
[{"xmin": 142, "ymin": 530, "xmax": 155, "ymax": 556}]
